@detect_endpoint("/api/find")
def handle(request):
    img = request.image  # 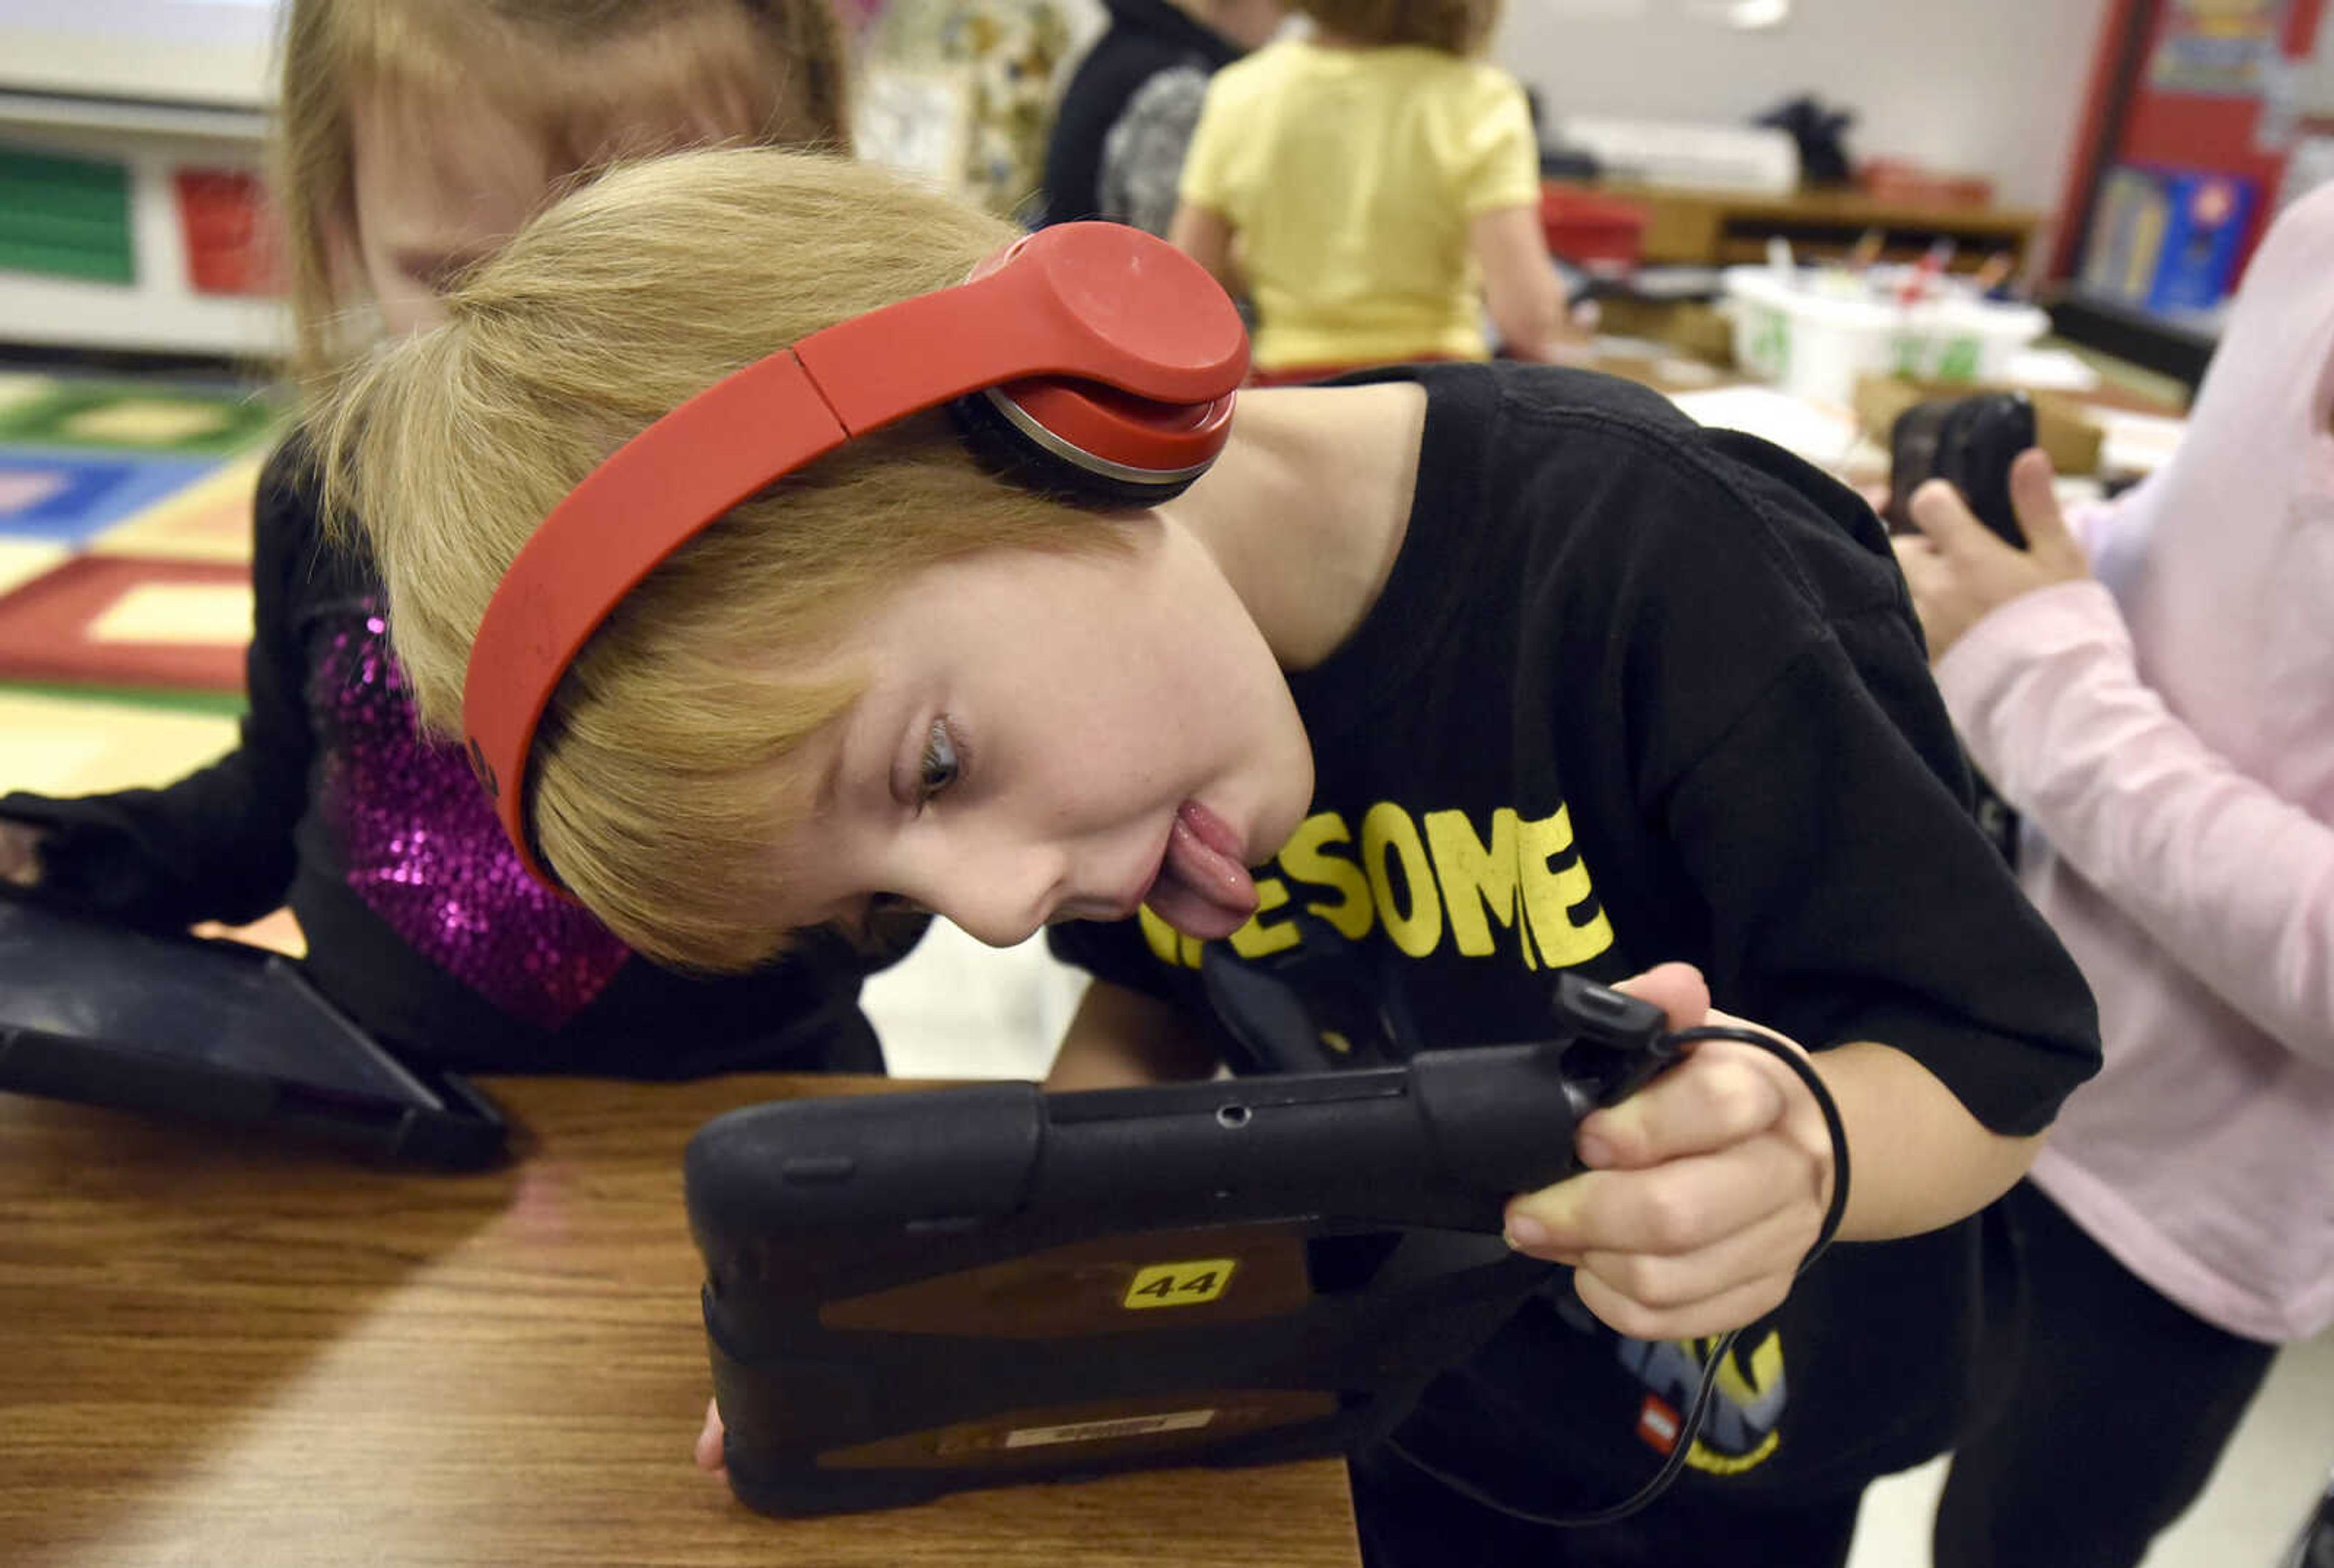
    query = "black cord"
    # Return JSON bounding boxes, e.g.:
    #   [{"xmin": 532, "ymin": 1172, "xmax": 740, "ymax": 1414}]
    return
[
  {"xmin": 1384, "ymin": 1022, "xmax": 1852, "ymax": 1530},
  {"xmin": 1669, "ymin": 1025, "xmax": 1854, "ymax": 1262}
]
